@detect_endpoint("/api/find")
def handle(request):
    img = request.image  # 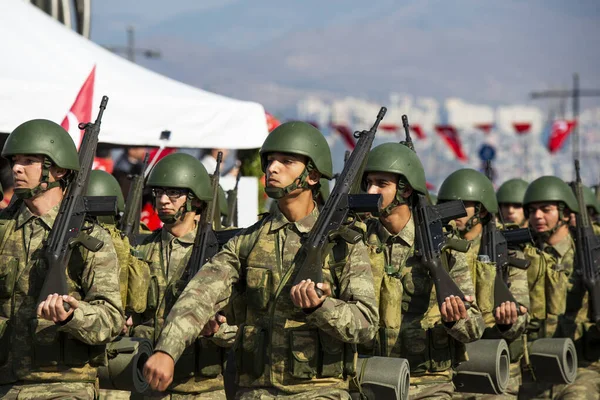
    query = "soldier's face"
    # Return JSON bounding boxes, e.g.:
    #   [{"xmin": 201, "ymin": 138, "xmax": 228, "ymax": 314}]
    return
[
  {"xmin": 365, "ymin": 172, "xmax": 398, "ymax": 209},
  {"xmin": 265, "ymin": 152, "xmax": 311, "ymax": 189},
  {"xmin": 10, "ymin": 154, "xmax": 65, "ymax": 189},
  {"xmin": 154, "ymin": 187, "xmax": 188, "ymax": 216},
  {"xmin": 500, "ymin": 203, "xmax": 525, "ymax": 224},
  {"xmin": 454, "ymin": 201, "xmax": 477, "ymax": 231},
  {"xmin": 527, "ymin": 202, "xmax": 561, "ymax": 233}
]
